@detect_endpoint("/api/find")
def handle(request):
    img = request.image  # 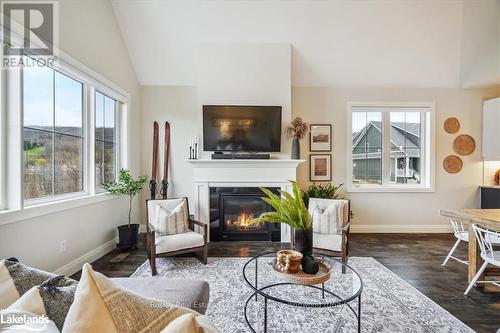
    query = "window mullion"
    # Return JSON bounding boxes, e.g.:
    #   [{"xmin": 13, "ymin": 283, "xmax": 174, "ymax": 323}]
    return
[
  {"xmin": 51, "ymin": 70, "xmax": 56, "ymax": 196},
  {"xmin": 87, "ymin": 86, "xmax": 96, "ymax": 195},
  {"xmin": 382, "ymin": 112, "xmax": 391, "ymax": 186}
]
